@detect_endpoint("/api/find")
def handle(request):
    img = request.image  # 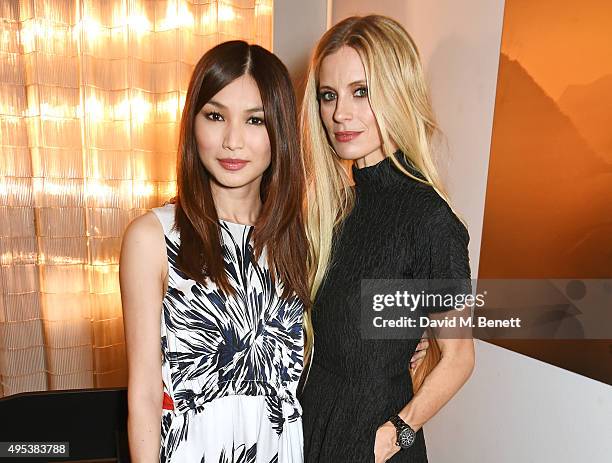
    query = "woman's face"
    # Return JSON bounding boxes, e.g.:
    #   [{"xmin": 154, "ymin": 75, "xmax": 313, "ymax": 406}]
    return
[
  {"xmin": 317, "ymin": 46, "xmax": 385, "ymax": 166},
  {"xmin": 195, "ymin": 74, "xmax": 271, "ymax": 190}
]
